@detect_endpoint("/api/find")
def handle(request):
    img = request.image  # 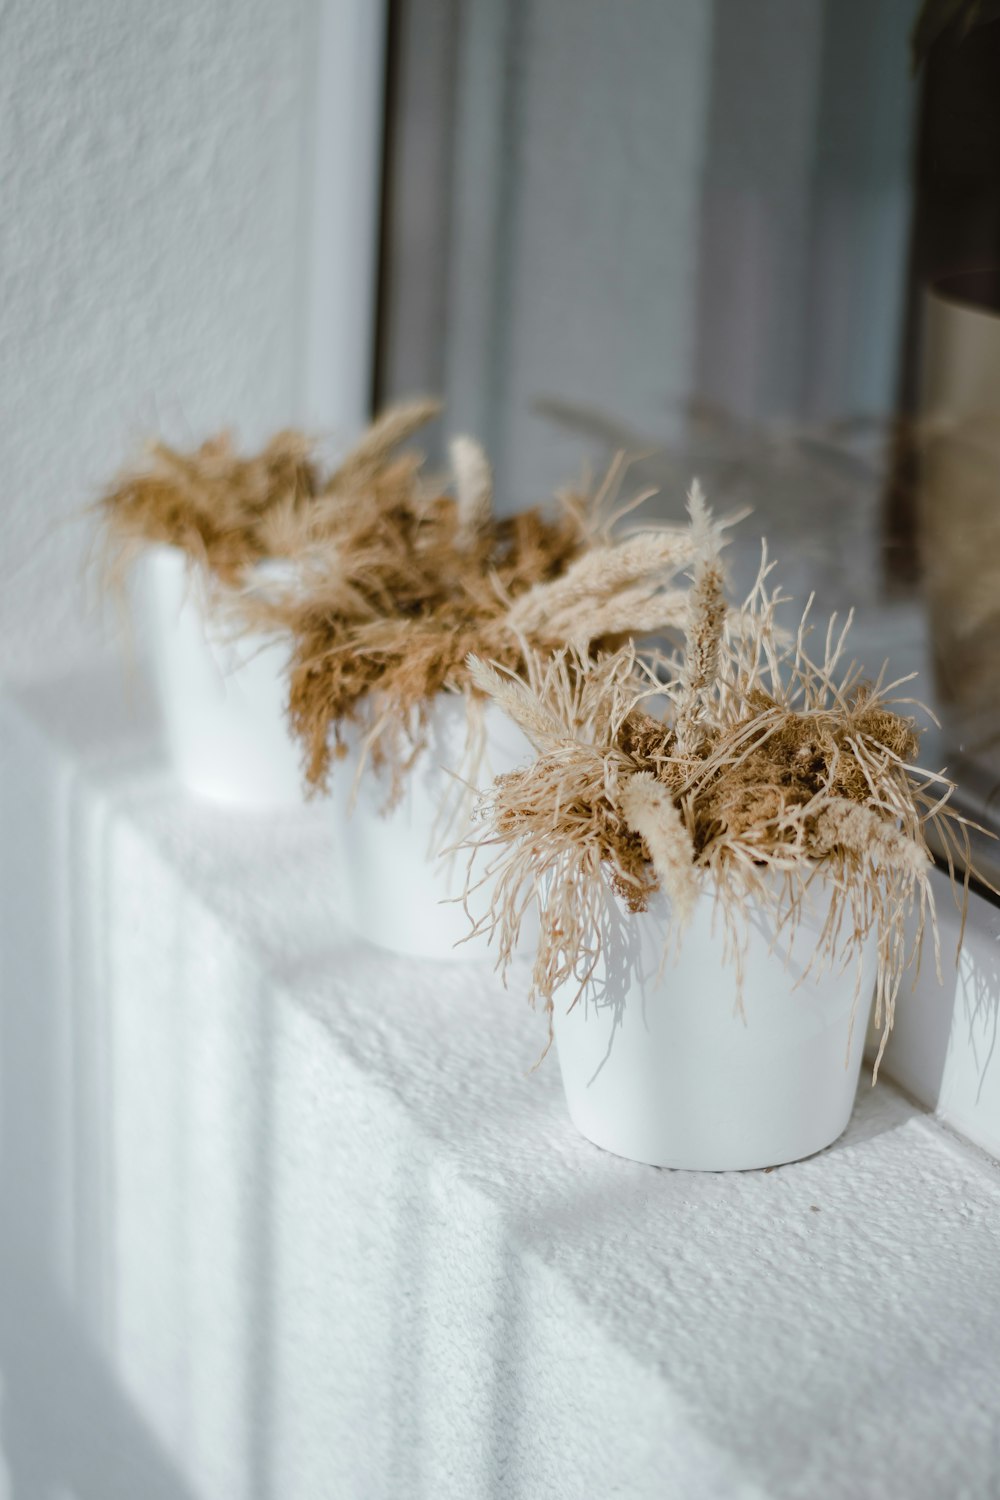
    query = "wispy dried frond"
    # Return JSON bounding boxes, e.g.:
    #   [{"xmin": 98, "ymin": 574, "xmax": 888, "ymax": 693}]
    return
[
  {"xmin": 95, "ymin": 405, "xmax": 443, "ymax": 590},
  {"xmin": 274, "ymin": 484, "xmax": 595, "ymax": 797},
  {"xmin": 325, "ymin": 398, "xmax": 441, "ymax": 490},
  {"xmin": 505, "ymin": 530, "xmax": 693, "ymax": 640},
  {"xmin": 466, "ymin": 655, "xmax": 569, "ymax": 753},
  {"xmin": 561, "ymin": 587, "xmax": 689, "ymax": 647}
]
